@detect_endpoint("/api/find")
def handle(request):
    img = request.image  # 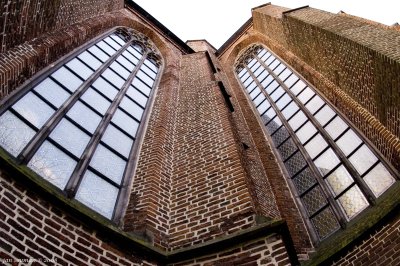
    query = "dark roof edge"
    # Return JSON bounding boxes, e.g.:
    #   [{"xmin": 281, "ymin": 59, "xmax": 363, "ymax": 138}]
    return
[
  {"xmin": 125, "ymin": 1, "xmax": 194, "ymax": 54},
  {"xmin": 186, "ymin": 39, "xmax": 217, "ymax": 52},
  {"xmin": 251, "ymin": 2, "xmax": 272, "ymax": 11},
  {"xmin": 216, "ymin": 17, "xmax": 253, "ymax": 57}
]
